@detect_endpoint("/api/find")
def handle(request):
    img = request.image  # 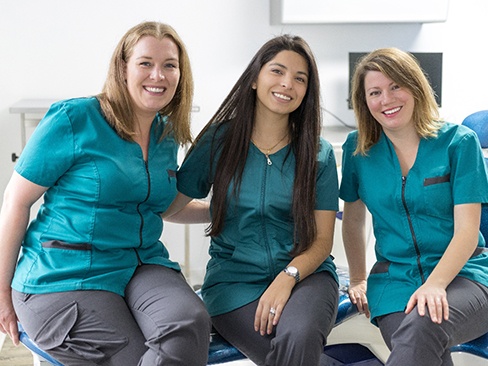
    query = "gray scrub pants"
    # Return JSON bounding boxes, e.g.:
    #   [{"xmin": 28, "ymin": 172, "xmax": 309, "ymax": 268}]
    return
[
  {"xmin": 377, "ymin": 276, "xmax": 488, "ymax": 366},
  {"xmin": 211, "ymin": 271, "xmax": 339, "ymax": 366},
  {"xmin": 12, "ymin": 264, "xmax": 211, "ymax": 366}
]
